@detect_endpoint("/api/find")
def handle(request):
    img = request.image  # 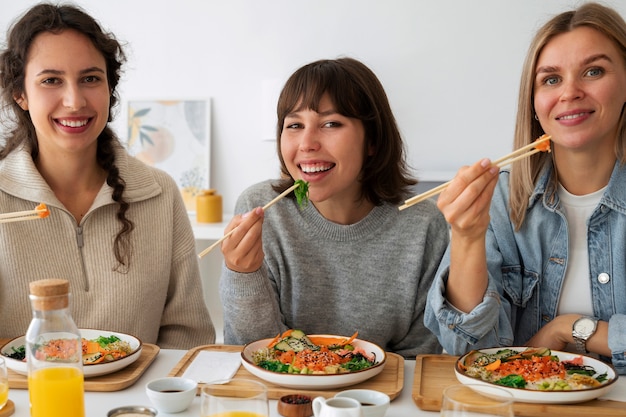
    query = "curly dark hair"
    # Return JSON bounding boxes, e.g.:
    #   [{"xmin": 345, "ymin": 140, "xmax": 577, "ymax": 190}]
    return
[
  {"xmin": 274, "ymin": 57, "xmax": 417, "ymax": 205},
  {"xmin": 0, "ymin": 3, "xmax": 134, "ymax": 271}
]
